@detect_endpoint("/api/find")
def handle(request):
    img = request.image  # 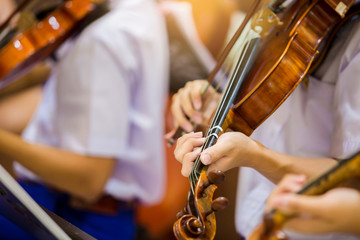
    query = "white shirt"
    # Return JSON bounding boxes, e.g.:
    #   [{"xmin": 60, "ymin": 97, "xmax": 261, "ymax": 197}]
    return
[
  {"xmin": 235, "ymin": 15, "xmax": 360, "ymax": 239},
  {"xmin": 15, "ymin": 0, "xmax": 169, "ymax": 205}
]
